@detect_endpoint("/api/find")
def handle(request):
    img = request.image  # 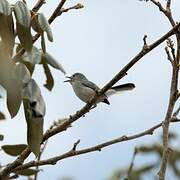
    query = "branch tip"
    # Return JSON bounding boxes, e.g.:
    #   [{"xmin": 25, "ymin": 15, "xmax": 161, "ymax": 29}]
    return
[{"xmin": 72, "ymin": 139, "xmax": 80, "ymax": 151}]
